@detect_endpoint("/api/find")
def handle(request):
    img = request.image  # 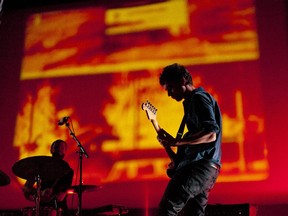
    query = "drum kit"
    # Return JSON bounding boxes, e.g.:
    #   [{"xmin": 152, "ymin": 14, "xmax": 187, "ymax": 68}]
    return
[{"xmin": 7, "ymin": 156, "xmax": 102, "ymax": 216}]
